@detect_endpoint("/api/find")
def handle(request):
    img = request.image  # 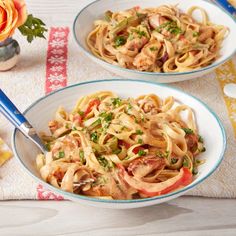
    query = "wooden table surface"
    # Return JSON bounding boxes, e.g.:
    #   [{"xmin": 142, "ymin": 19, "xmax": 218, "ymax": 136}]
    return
[
  {"xmin": 1, "ymin": 1, "xmax": 236, "ymax": 235},
  {"xmin": 1, "ymin": 197, "xmax": 236, "ymax": 236}
]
